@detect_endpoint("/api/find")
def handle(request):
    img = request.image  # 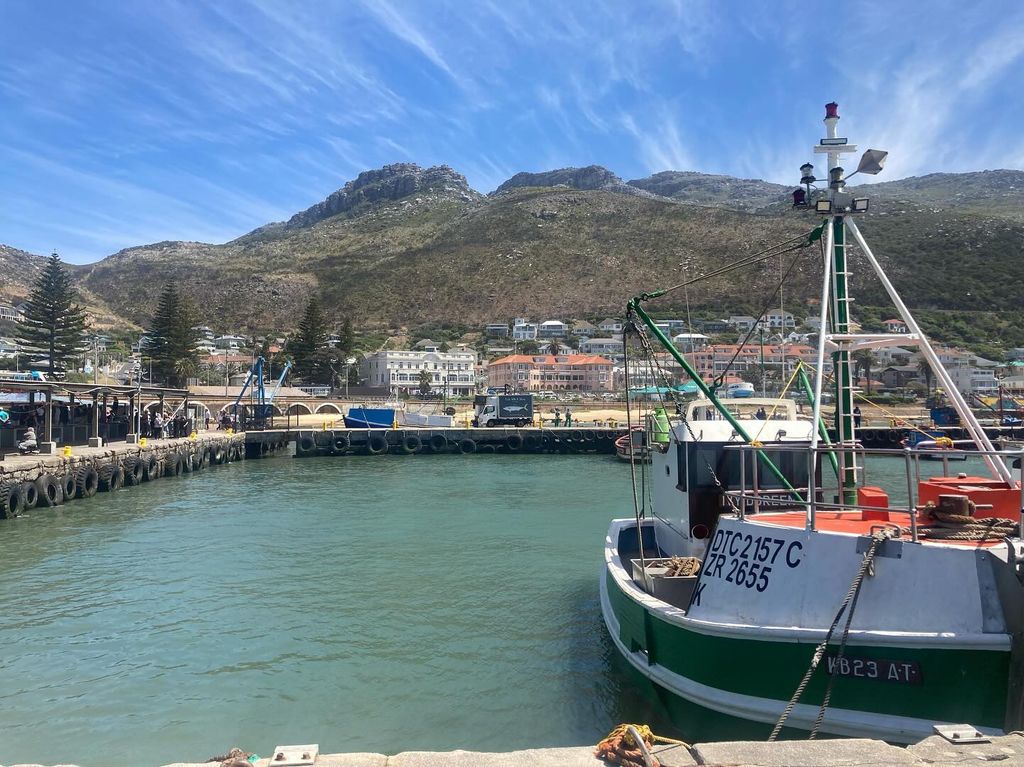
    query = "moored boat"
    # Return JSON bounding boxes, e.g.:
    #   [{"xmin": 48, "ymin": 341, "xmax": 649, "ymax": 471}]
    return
[{"xmin": 601, "ymin": 103, "xmax": 1024, "ymax": 743}]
